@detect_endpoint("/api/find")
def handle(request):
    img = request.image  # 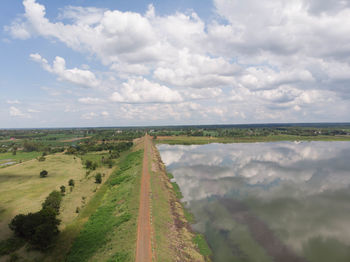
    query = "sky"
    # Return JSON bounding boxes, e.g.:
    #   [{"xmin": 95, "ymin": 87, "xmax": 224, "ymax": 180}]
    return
[{"xmin": 1, "ymin": 0, "xmax": 350, "ymax": 128}]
